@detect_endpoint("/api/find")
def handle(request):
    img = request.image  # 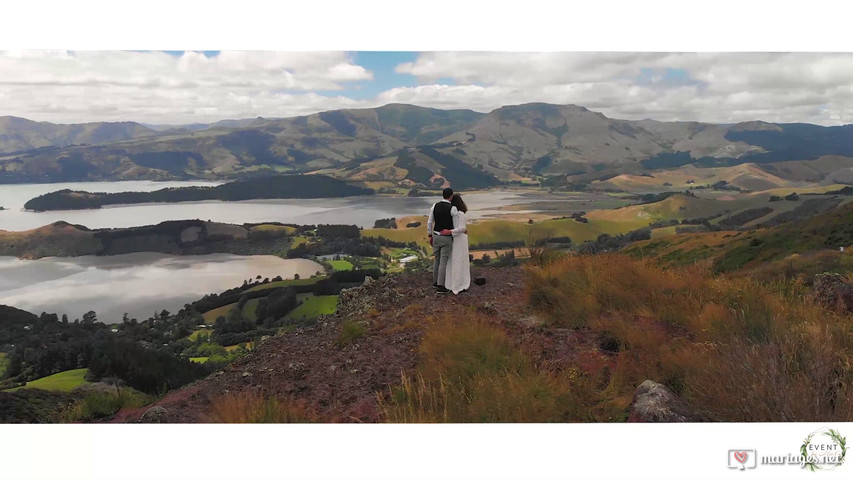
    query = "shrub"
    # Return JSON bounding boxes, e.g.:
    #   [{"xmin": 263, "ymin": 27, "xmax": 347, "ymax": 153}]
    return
[
  {"xmin": 54, "ymin": 388, "xmax": 151, "ymax": 423},
  {"xmin": 335, "ymin": 320, "xmax": 367, "ymax": 347},
  {"xmin": 373, "ymin": 218, "xmax": 397, "ymax": 229}
]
